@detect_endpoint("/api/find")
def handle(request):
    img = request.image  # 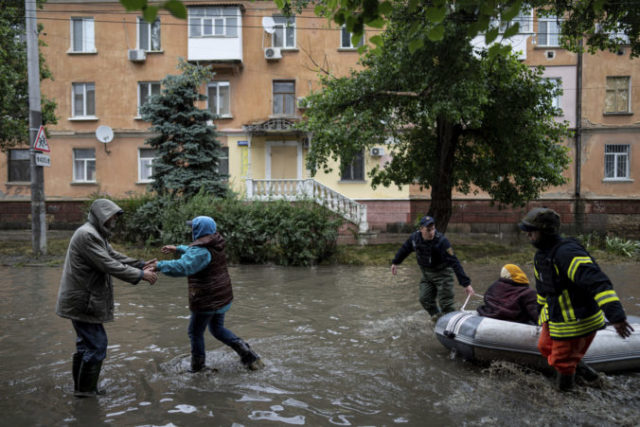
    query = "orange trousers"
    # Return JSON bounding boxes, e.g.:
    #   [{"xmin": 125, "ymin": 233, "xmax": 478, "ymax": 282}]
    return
[{"xmin": 537, "ymin": 322, "xmax": 596, "ymax": 375}]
